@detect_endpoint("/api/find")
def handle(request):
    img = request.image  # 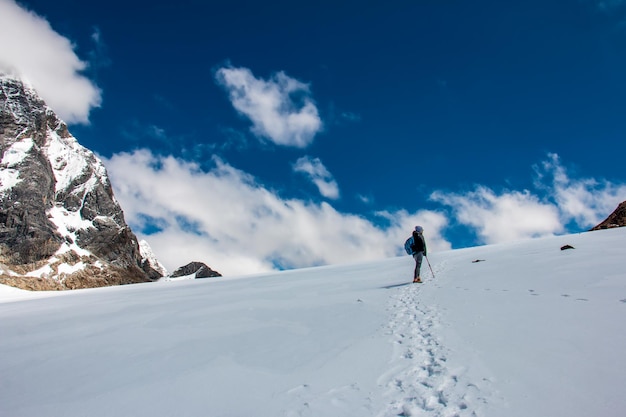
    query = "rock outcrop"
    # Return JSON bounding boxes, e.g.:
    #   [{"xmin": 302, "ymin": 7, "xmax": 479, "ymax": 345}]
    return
[
  {"xmin": 0, "ymin": 74, "xmax": 165, "ymax": 290},
  {"xmin": 170, "ymin": 261, "xmax": 221, "ymax": 279},
  {"xmin": 591, "ymin": 201, "xmax": 626, "ymax": 231}
]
